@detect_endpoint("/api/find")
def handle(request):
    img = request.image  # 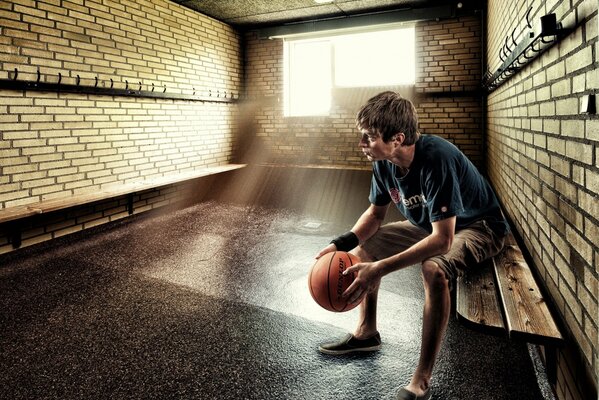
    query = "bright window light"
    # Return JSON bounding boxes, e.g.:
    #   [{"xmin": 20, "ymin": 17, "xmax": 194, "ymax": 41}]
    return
[
  {"xmin": 284, "ymin": 40, "xmax": 331, "ymax": 117},
  {"xmin": 334, "ymin": 28, "xmax": 415, "ymax": 86},
  {"xmin": 284, "ymin": 26, "xmax": 415, "ymax": 117}
]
